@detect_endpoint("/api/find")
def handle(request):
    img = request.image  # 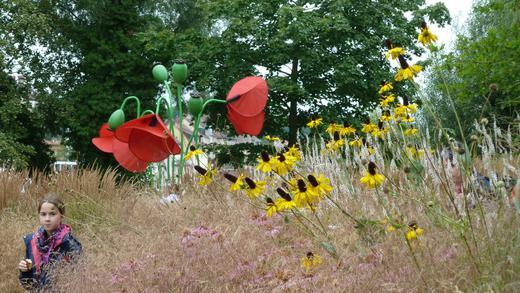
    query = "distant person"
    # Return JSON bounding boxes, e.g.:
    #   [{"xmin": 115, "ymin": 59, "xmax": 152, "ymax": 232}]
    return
[{"xmin": 18, "ymin": 193, "xmax": 82, "ymax": 291}]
